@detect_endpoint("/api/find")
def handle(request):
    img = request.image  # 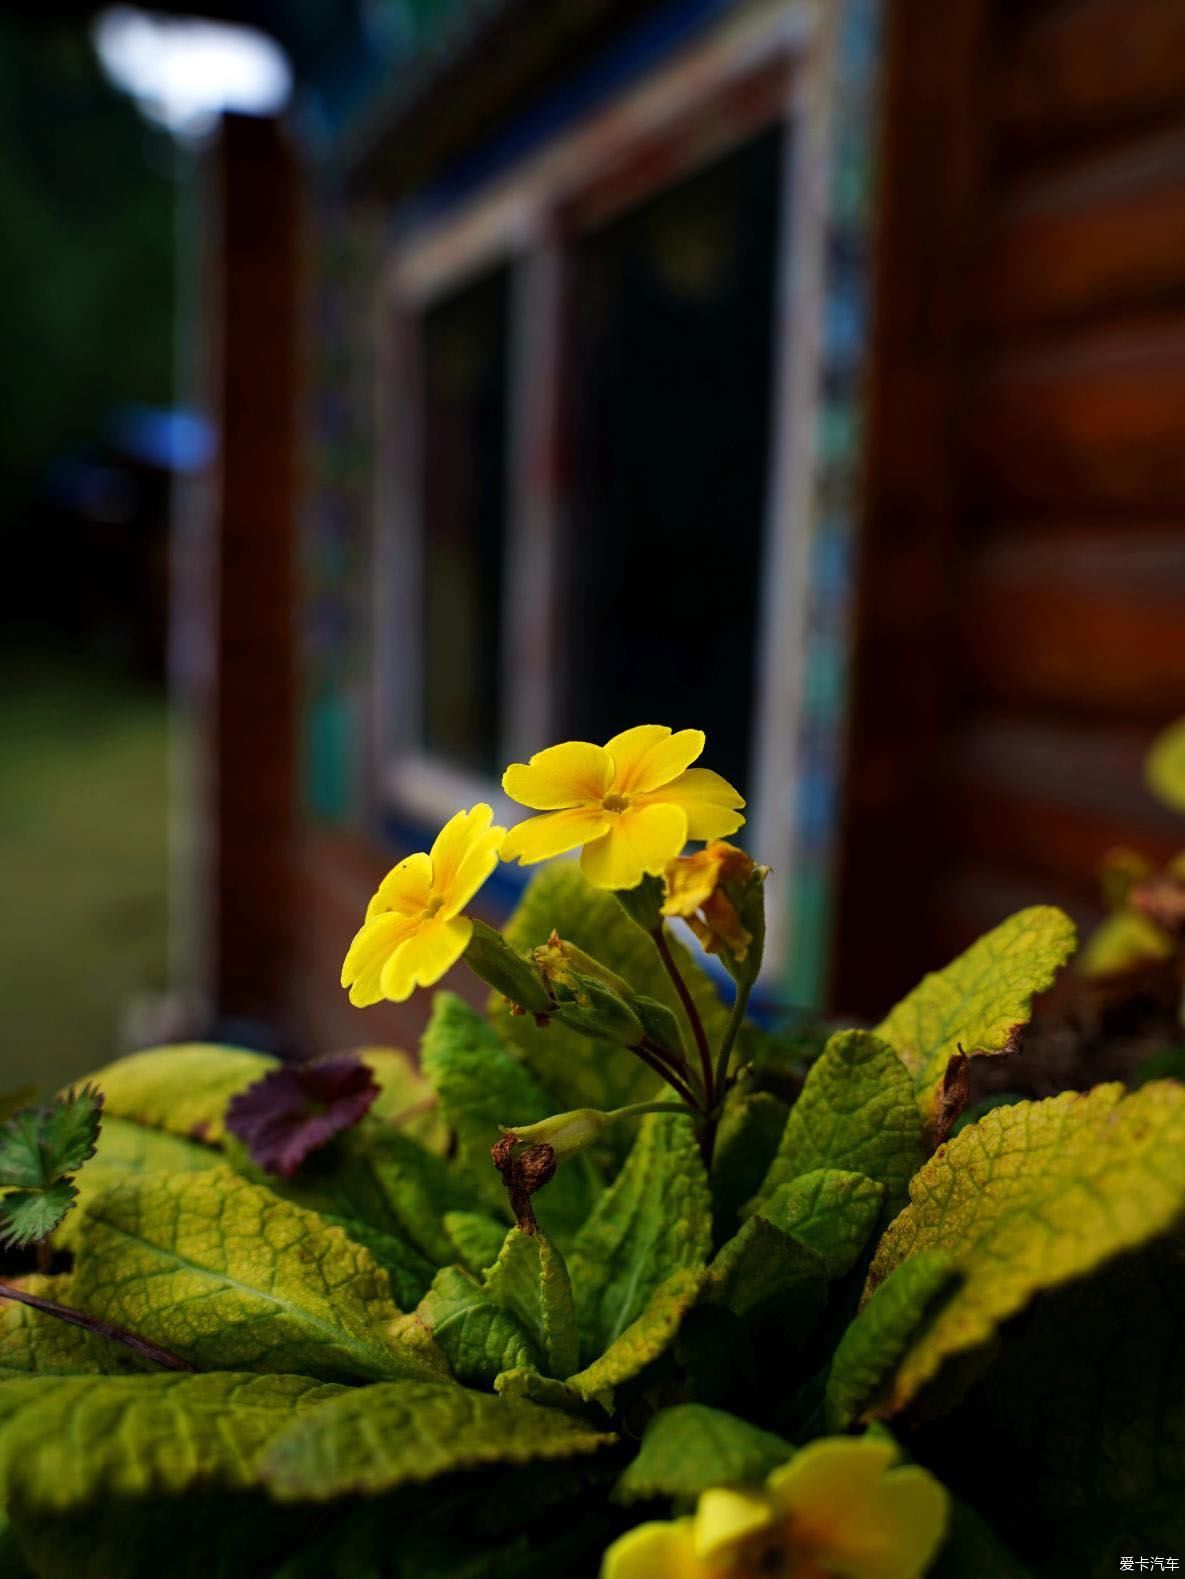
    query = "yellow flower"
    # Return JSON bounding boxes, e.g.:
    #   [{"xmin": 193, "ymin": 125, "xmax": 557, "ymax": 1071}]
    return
[
  {"xmin": 341, "ymin": 805, "xmax": 505, "ymax": 1007},
  {"xmin": 500, "ymin": 725, "xmax": 745, "ymax": 891},
  {"xmin": 663, "ymin": 841, "xmax": 761, "ymax": 962},
  {"xmin": 603, "ymin": 1437, "xmax": 948, "ymax": 1579}
]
